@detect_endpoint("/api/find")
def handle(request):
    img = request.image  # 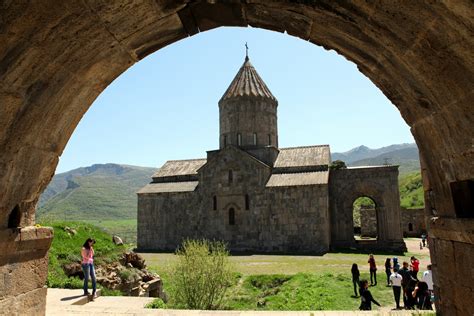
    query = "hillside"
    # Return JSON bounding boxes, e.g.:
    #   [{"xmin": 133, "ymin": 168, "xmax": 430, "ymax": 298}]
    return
[
  {"xmin": 349, "ymin": 147, "xmax": 420, "ymax": 175},
  {"xmin": 37, "ymin": 164, "xmax": 156, "ymax": 222},
  {"xmin": 332, "ymin": 143, "xmax": 420, "ymax": 176},
  {"xmin": 332, "ymin": 143, "xmax": 417, "ymax": 164},
  {"xmin": 399, "ymin": 171, "xmax": 425, "ymax": 209}
]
